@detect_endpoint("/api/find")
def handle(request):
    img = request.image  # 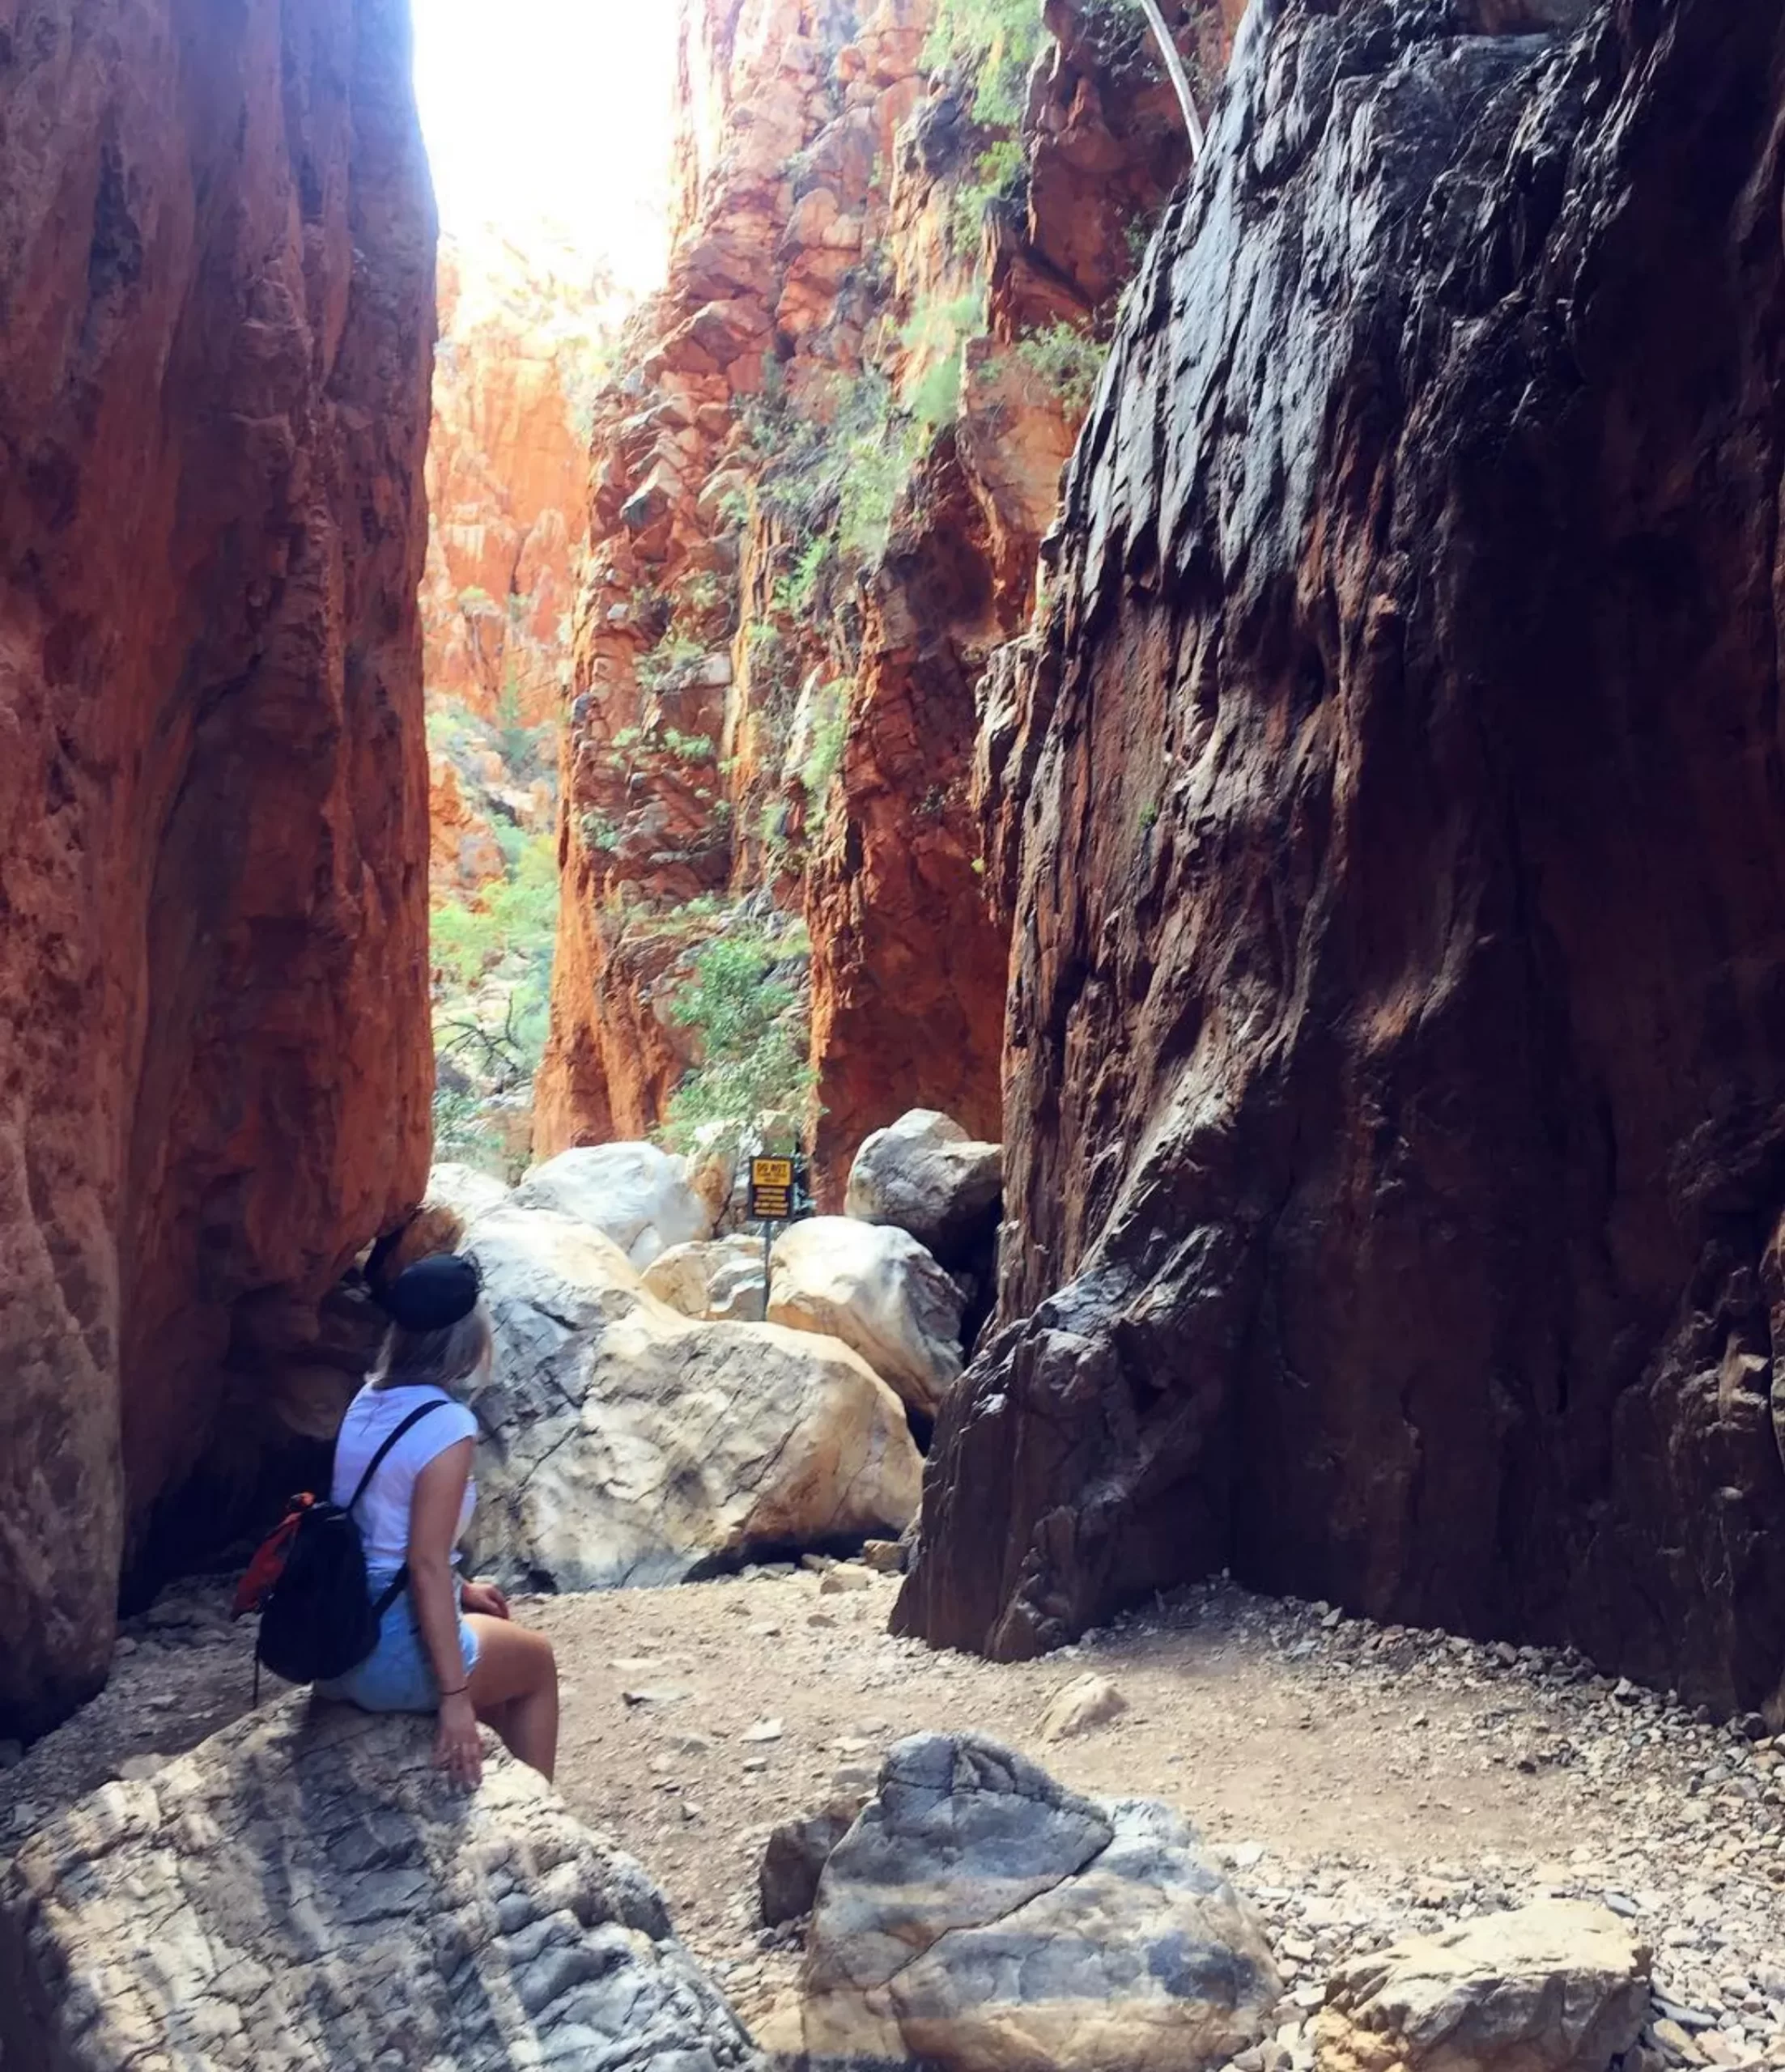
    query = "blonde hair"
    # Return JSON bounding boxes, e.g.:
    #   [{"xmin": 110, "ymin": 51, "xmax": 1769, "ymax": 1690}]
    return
[{"xmin": 372, "ymin": 1301, "xmax": 492, "ymax": 1397}]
